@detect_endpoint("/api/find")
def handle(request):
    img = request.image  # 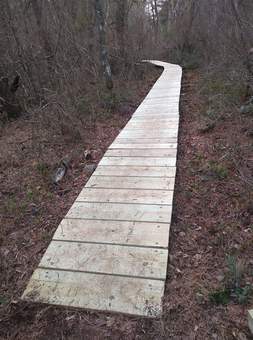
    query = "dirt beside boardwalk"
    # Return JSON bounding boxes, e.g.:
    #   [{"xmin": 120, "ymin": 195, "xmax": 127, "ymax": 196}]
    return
[
  {"xmin": 162, "ymin": 72, "xmax": 253, "ymax": 339},
  {"xmin": 1, "ymin": 70, "xmax": 253, "ymax": 339}
]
